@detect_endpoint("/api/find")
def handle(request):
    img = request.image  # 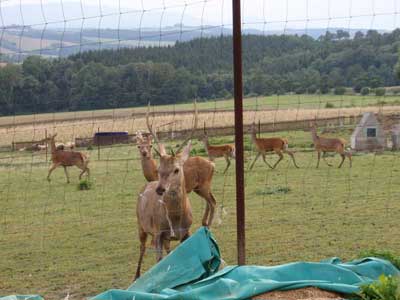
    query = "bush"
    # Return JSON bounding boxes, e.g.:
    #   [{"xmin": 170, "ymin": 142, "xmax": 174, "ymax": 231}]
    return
[
  {"xmin": 334, "ymin": 86, "xmax": 346, "ymax": 95},
  {"xmin": 325, "ymin": 102, "xmax": 335, "ymax": 108},
  {"xmin": 375, "ymin": 87, "xmax": 386, "ymax": 96},
  {"xmin": 78, "ymin": 179, "xmax": 92, "ymax": 191},
  {"xmin": 357, "ymin": 275, "xmax": 400, "ymax": 300},
  {"xmin": 307, "ymin": 85, "xmax": 318, "ymax": 94},
  {"xmin": 361, "ymin": 87, "xmax": 370, "ymax": 95}
]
